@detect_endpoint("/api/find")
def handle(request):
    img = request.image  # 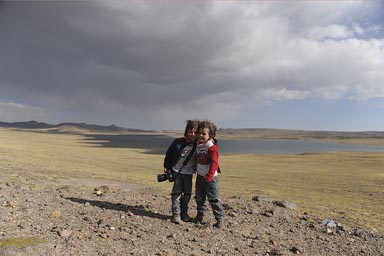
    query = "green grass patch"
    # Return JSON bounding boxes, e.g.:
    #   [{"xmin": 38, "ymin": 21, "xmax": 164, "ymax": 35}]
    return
[{"xmin": 0, "ymin": 237, "xmax": 47, "ymax": 249}]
